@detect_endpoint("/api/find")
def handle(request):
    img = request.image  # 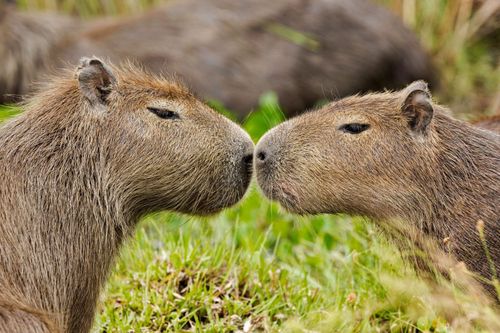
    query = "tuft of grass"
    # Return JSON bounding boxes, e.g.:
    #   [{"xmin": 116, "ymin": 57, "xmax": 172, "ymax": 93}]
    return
[{"xmin": 0, "ymin": 105, "xmax": 20, "ymax": 121}]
